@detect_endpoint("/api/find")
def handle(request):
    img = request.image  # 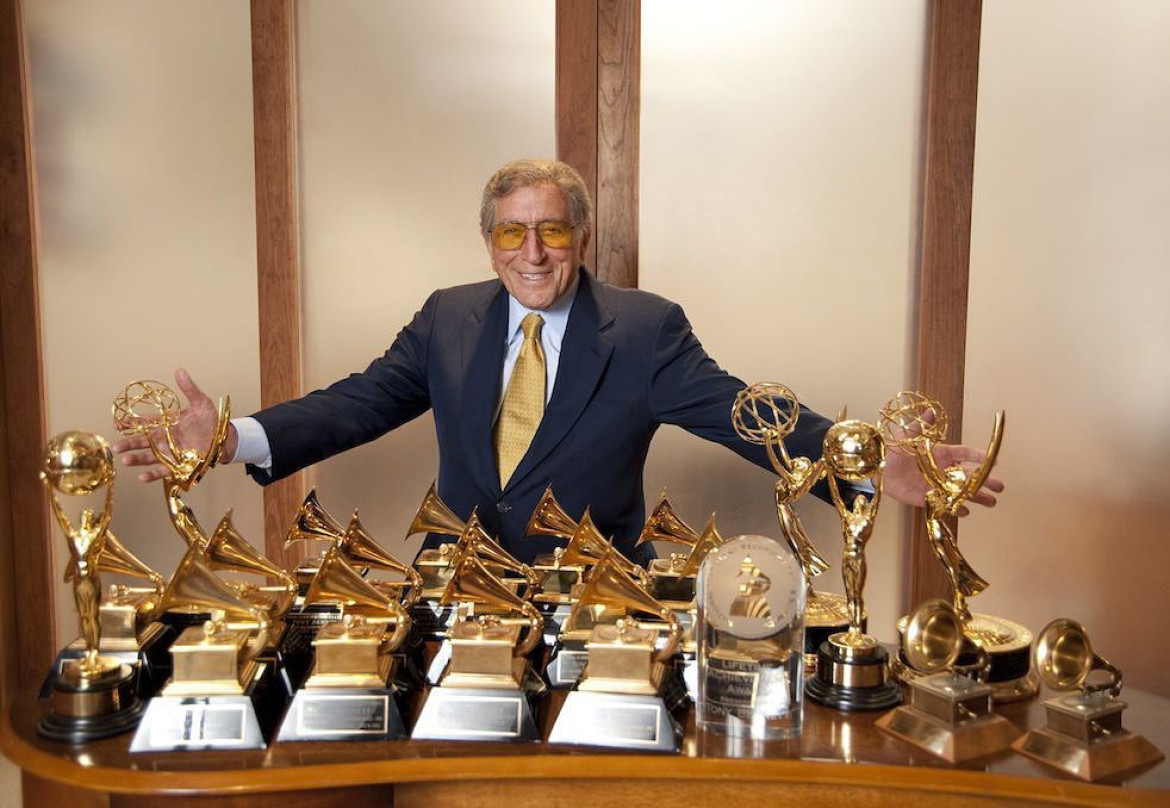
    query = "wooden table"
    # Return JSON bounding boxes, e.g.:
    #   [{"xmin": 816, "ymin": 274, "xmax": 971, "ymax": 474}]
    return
[{"xmin": 3, "ymin": 680, "xmax": 1167, "ymax": 808}]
